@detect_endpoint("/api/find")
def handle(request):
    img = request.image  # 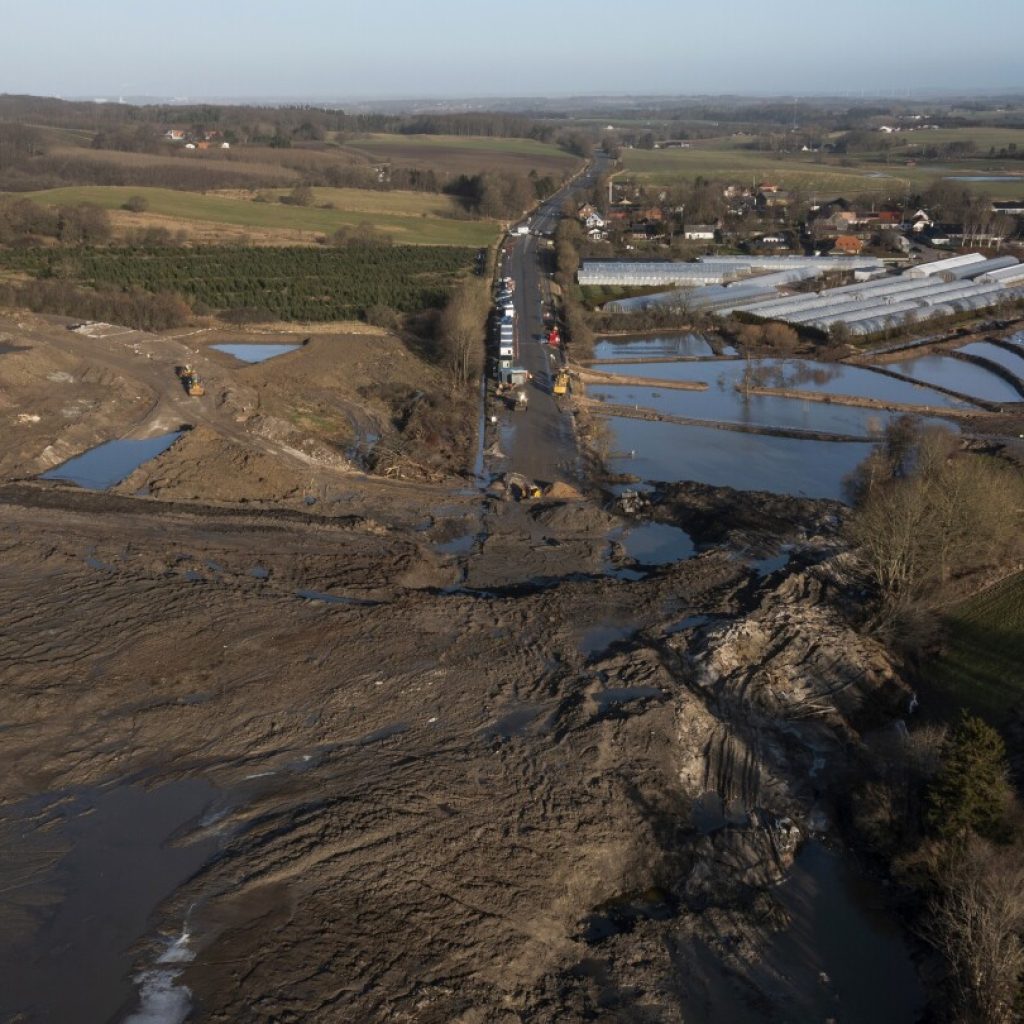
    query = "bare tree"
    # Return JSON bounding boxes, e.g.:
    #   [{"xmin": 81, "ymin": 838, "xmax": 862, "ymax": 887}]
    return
[
  {"xmin": 924, "ymin": 837, "xmax": 1024, "ymax": 1024},
  {"xmin": 438, "ymin": 278, "xmax": 487, "ymax": 387}
]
